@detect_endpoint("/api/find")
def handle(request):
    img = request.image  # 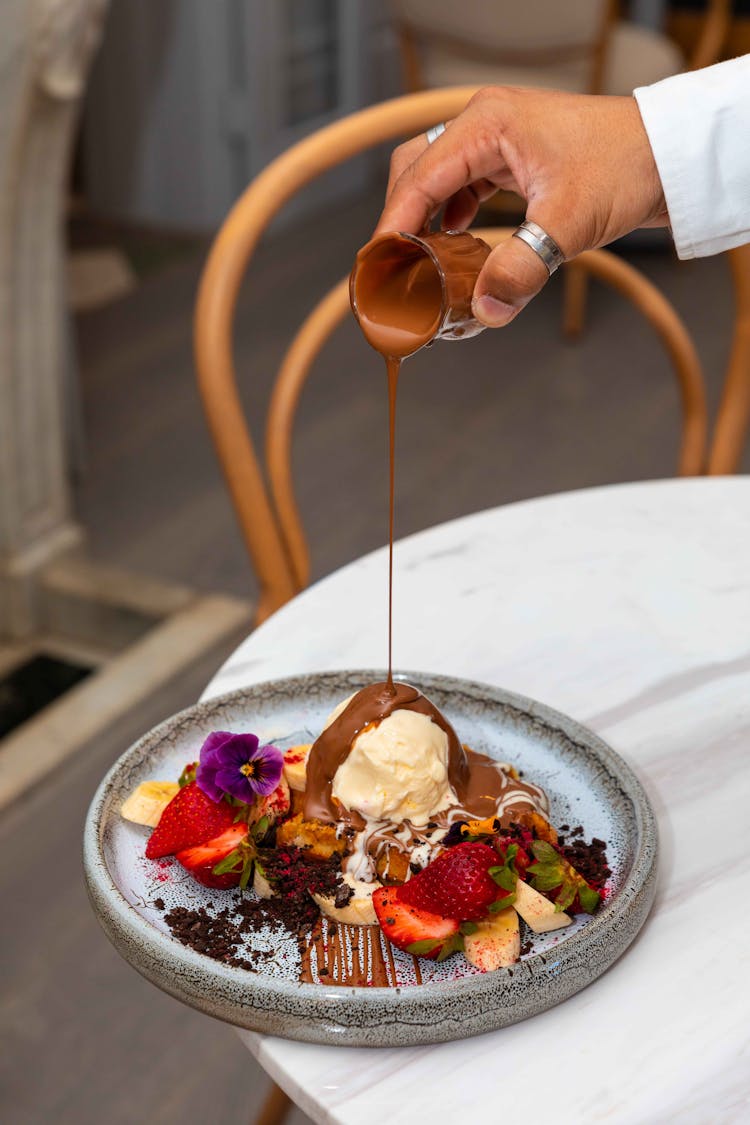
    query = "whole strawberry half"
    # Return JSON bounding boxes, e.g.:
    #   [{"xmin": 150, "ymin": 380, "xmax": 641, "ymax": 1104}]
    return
[
  {"xmin": 145, "ymin": 781, "xmax": 234, "ymax": 859},
  {"xmin": 399, "ymin": 842, "xmax": 506, "ymax": 921},
  {"xmin": 373, "ymin": 886, "xmax": 462, "ymax": 961},
  {"xmin": 175, "ymin": 823, "xmax": 249, "ymax": 888}
]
